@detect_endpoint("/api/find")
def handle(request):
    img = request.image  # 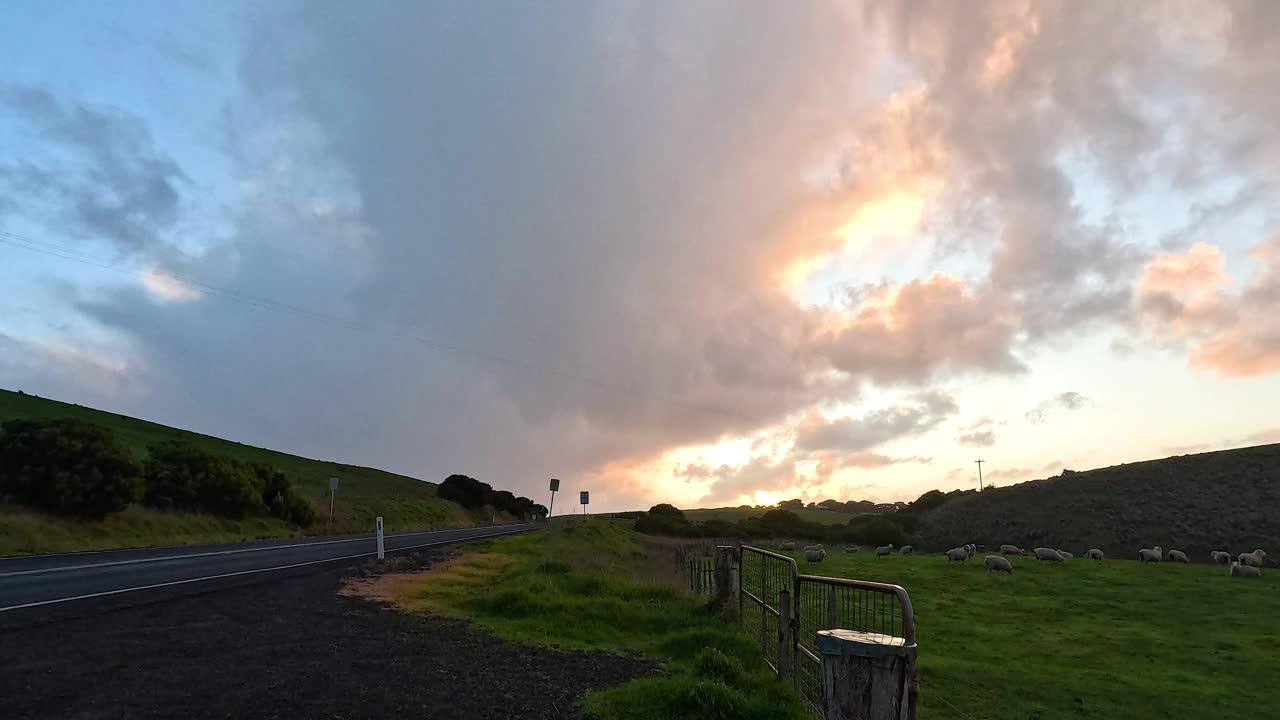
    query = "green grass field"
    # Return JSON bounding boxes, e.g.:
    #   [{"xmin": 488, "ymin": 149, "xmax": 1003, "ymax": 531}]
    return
[
  {"xmin": 780, "ymin": 548, "xmax": 1278, "ymax": 720},
  {"xmin": 360, "ymin": 522, "xmax": 805, "ymax": 720},
  {"xmin": 684, "ymin": 507, "xmax": 867, "ymax": 525},
  {"xmin": 0, "ymin": 388, "xmax": 471, "ymax": 554}
]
